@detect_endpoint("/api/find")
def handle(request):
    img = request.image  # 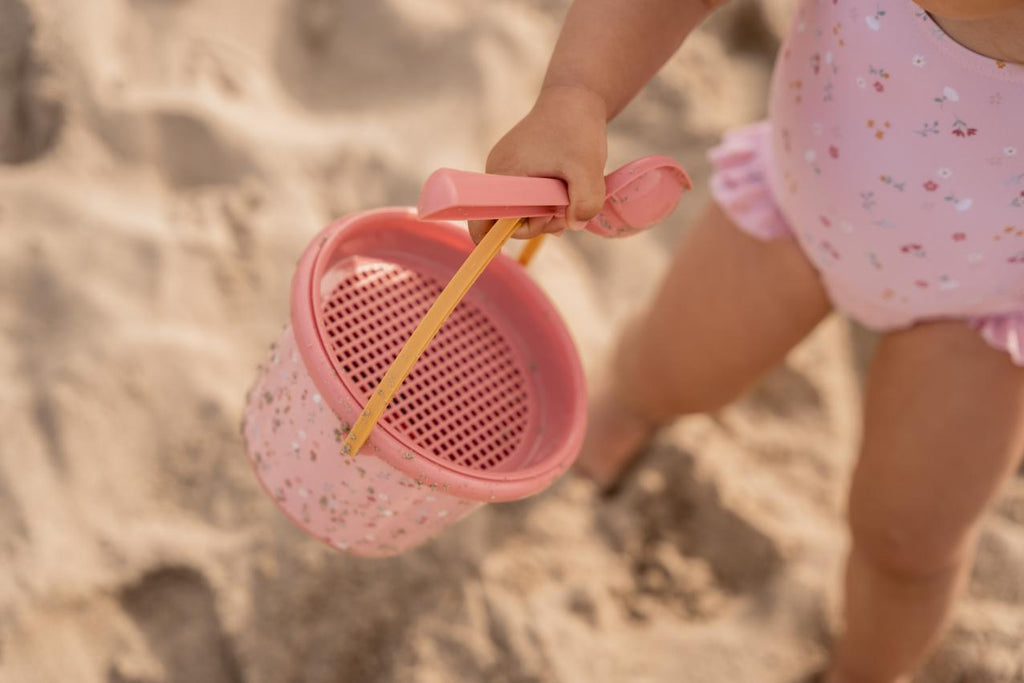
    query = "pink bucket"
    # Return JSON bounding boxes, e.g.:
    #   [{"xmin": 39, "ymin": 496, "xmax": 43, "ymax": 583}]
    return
[{"xmin": 242, "ymin": 208, "xmax": 587, "ymax": 557}]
